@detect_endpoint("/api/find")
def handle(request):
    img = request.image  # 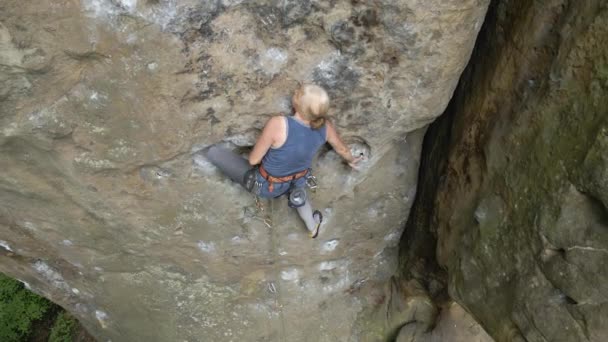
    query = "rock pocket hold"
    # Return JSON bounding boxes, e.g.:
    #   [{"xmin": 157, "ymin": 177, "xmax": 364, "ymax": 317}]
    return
[{"xmin": 344, "ymin": 136, "xmax": 371, "ymax": 162}]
